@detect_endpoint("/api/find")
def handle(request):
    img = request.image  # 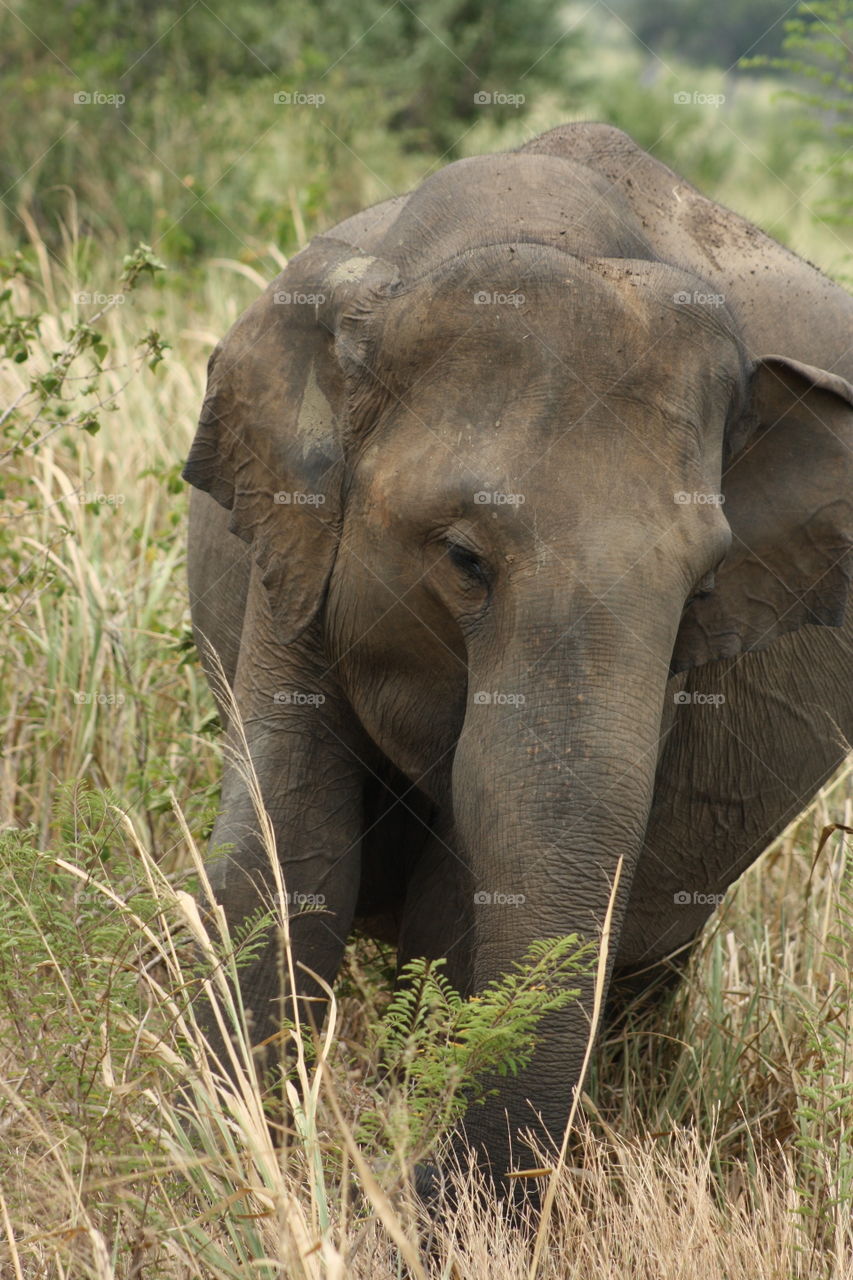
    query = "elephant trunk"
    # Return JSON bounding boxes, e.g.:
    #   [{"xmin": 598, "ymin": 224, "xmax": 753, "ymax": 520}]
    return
[{"xmin": 452, "ymin": 585, "xmax": 679, "ymax": 1179}]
